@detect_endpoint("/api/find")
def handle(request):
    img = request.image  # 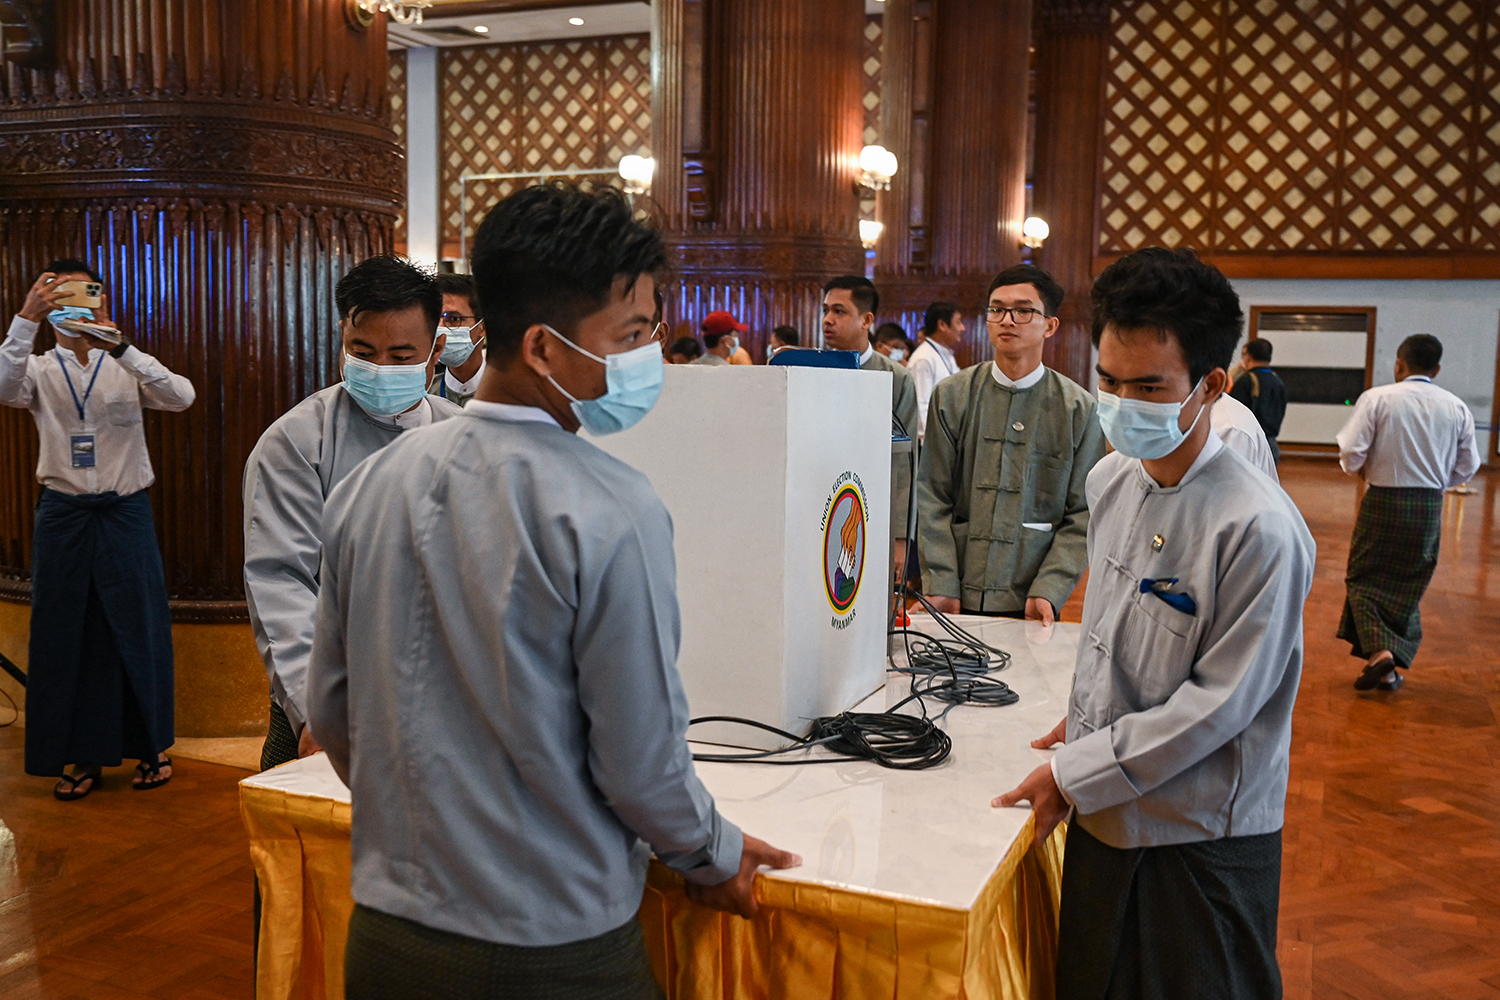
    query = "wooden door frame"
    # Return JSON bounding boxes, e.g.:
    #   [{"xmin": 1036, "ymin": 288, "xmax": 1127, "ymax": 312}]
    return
[
  {"xmin": 1246, "ymin": 304, "xmax": 1378, "ymax": 388},
  {"xmin": 1491, "ymin": 311, "xmax": 1500, "ymax": 465}
]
